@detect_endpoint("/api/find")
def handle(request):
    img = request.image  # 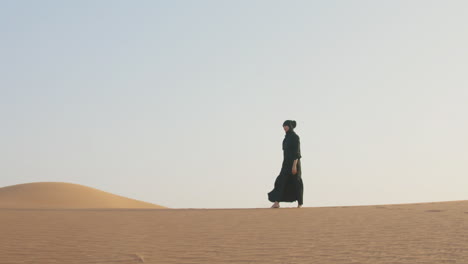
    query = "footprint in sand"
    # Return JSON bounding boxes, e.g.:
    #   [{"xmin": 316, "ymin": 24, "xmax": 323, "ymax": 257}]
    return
[
  {"xmin": 128, "ymin": 253, "xmax": 145, "ymax": 263},
  {"xmin": 425, "ymin": 209, "xmax": 444, "ymax": 213}
]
